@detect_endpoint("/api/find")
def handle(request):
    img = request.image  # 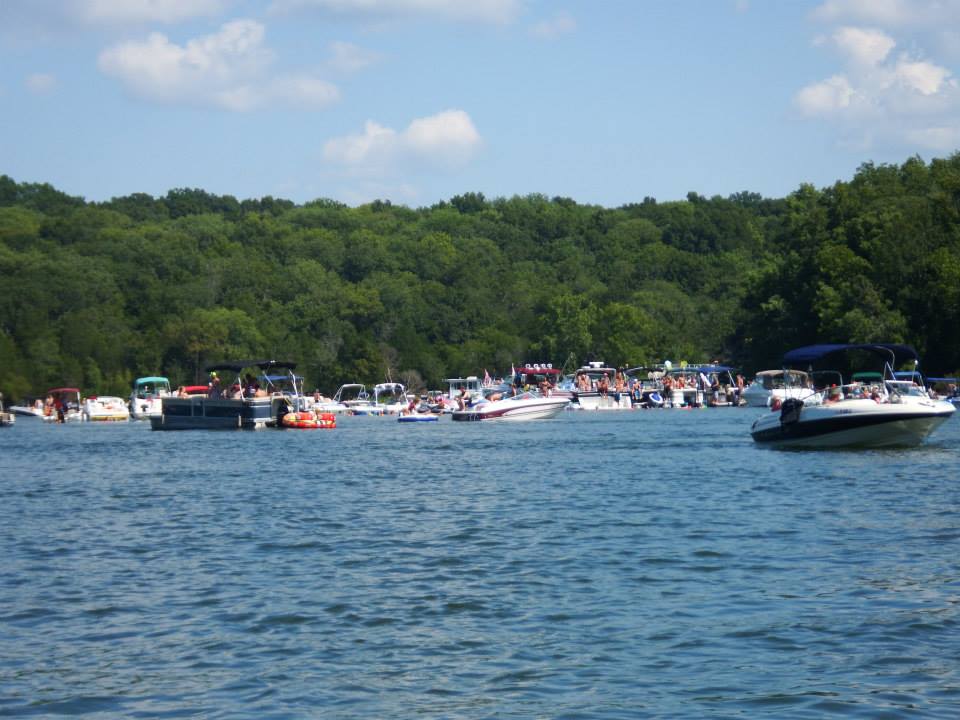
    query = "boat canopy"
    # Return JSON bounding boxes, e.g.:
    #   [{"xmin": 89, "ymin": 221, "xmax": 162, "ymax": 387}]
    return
[
  {"xmin": 135, "ymin": 376, "xmax": 169, "ymax": 385},
  {"xmin": 926, "ymin": 377, "xmax": 959, "ymax": 383},
  {"xmin": 205, "ymin": 360, "xmax": 297, "ymax": 373},
  {"xmin": 894, "ymin": 371, "xmax": 924, "ymax": 381},
  {"xmin": 783, "ymin": 344, "xmax": 918, "ymax": 366},
  {"xmin": 47, "ymin": 387, "xmax": 81, "ymax": 394}
]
